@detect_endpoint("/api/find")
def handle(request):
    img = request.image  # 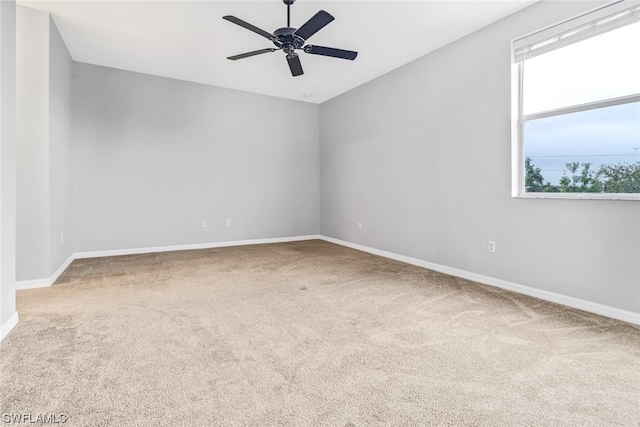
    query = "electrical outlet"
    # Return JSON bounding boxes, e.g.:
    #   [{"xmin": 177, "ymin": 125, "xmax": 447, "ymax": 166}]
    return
[
  {"xmin": 488, "ymin": 240, "xmax": 496, "ymax": 253},
  {"xmin": 357, "ymin": 222, "xmax": 362, "ymax": 230},
  {"xmin": 226, "ymin": 219, "xmax": 231, "ymax": 227},
  {"xmin": 202, "ymin": 221, "xmax": 207, "ymax": 228}
]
